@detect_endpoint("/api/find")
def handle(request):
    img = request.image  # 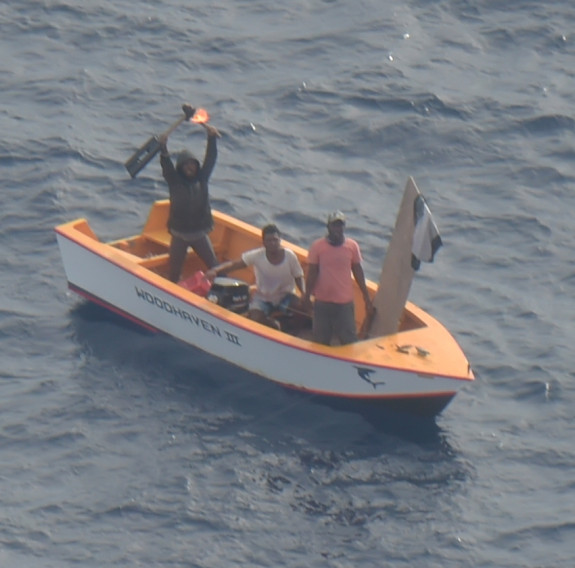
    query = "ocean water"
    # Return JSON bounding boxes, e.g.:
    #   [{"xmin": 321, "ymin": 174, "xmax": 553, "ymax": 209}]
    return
[{"xmin": 1, "ymin": 0, "xmax": 575, "ymax": 566}]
